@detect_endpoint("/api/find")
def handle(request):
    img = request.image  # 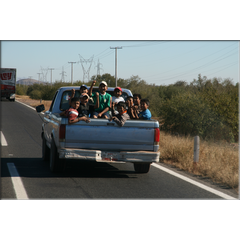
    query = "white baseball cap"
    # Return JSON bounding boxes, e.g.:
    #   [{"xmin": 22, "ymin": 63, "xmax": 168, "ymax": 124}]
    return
[
  {"xmin": 99, "ymin": 81, "xmax": 108, "ymax": 86},
  {"xmin": 80, "ymin": 93, "xmax": 89, "ymax": 99}
]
